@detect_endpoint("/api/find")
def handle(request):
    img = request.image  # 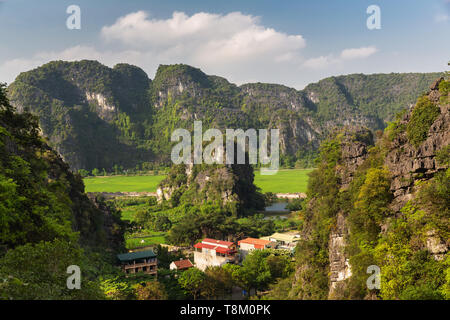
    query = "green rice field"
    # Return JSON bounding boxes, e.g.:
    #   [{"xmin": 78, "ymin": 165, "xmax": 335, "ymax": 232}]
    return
[
  {"xmin": 253, "ymin": 169, "xmax": 312, "ymax": 193},
  {"xmin": 84, "ymin": 169, "xmax": 313, "ymax": 194},
  {"xmin": 125, "ymin": 231, "xmax": 167, "ymax": 249},
  {"xmin": 84, "ymin": 174, "xmax": 165, "ymax": 193}
]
